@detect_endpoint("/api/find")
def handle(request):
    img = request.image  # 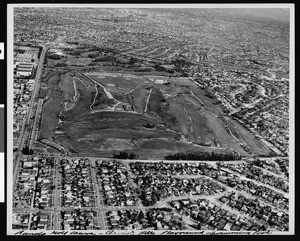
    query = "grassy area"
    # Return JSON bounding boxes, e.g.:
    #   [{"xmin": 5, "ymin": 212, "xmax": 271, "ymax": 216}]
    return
[
  {"xmin": 46, "ymin": 147, "xmax": 59, "ymax": 153},
  {"xmin": 92, "ymin": 85, "xmax": 117, "ymax": 110},
  {"xmin": 37, "ymin": 50, "xmax": 273, "ymax": 158},
  {"xmin": 59, "ymin": 121, "xmax": 178, "ymax": 141},
  {"xmin": 147, "ymin": 87, "xmax": 179, "ymax": 130},
  {"xmin": 227, "ymin": 119, "xmax": 273, "ymax": 156},
  {"xmin": 60, "ymin": 73, "xmax": 75, "ymax": 109},
  {"xmin": 33, "ymin": 141, "xmax": 47, "ymax": 148},
  {"xmin": 131, "ymin": 86, "xmax": 149, "ymax": 113},
  {"xmin": 135, "ymin": 139, "xmax": 232, "ymax": 159},
  {"xmin": 89, "ymin": 75, "xmax": 144, "ymax": 90},
  {"xmin": 168, "ymin": 97, "xmax": 190, "ymax": 135},
  {"xmin": 185, "ymin": 102, "xmax": 214, "ymax": 144},
  {"xmin": 60, "ymin": 74, "xmax": 95, "ymax": 121},
  {"xmin": 38, "ymin": 98, "xmax": 62, "ymax": 141},
  {"xmin": 38, "ymin": 73, "xmax": 64, "ymax": 141},
  {"xmin": 204, "ymin": 110, "xmax": 248, "ymax": 156}
]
